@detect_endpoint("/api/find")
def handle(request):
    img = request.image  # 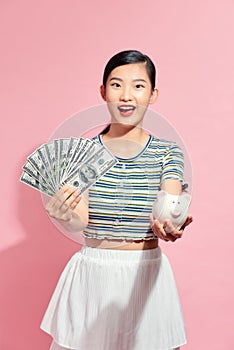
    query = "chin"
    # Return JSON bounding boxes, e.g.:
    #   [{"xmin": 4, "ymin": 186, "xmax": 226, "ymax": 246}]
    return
[{"xmin": 113, "ymin": 119, "xmax": 142, "ymax": 129}]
